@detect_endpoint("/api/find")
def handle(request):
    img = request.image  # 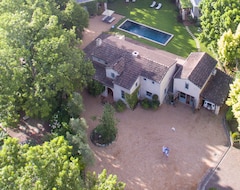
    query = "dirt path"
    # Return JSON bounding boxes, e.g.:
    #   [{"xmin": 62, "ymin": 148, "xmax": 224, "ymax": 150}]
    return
[{"xmin": 82, "ymin": 92, "xmax": 228, "ymax": 190}]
